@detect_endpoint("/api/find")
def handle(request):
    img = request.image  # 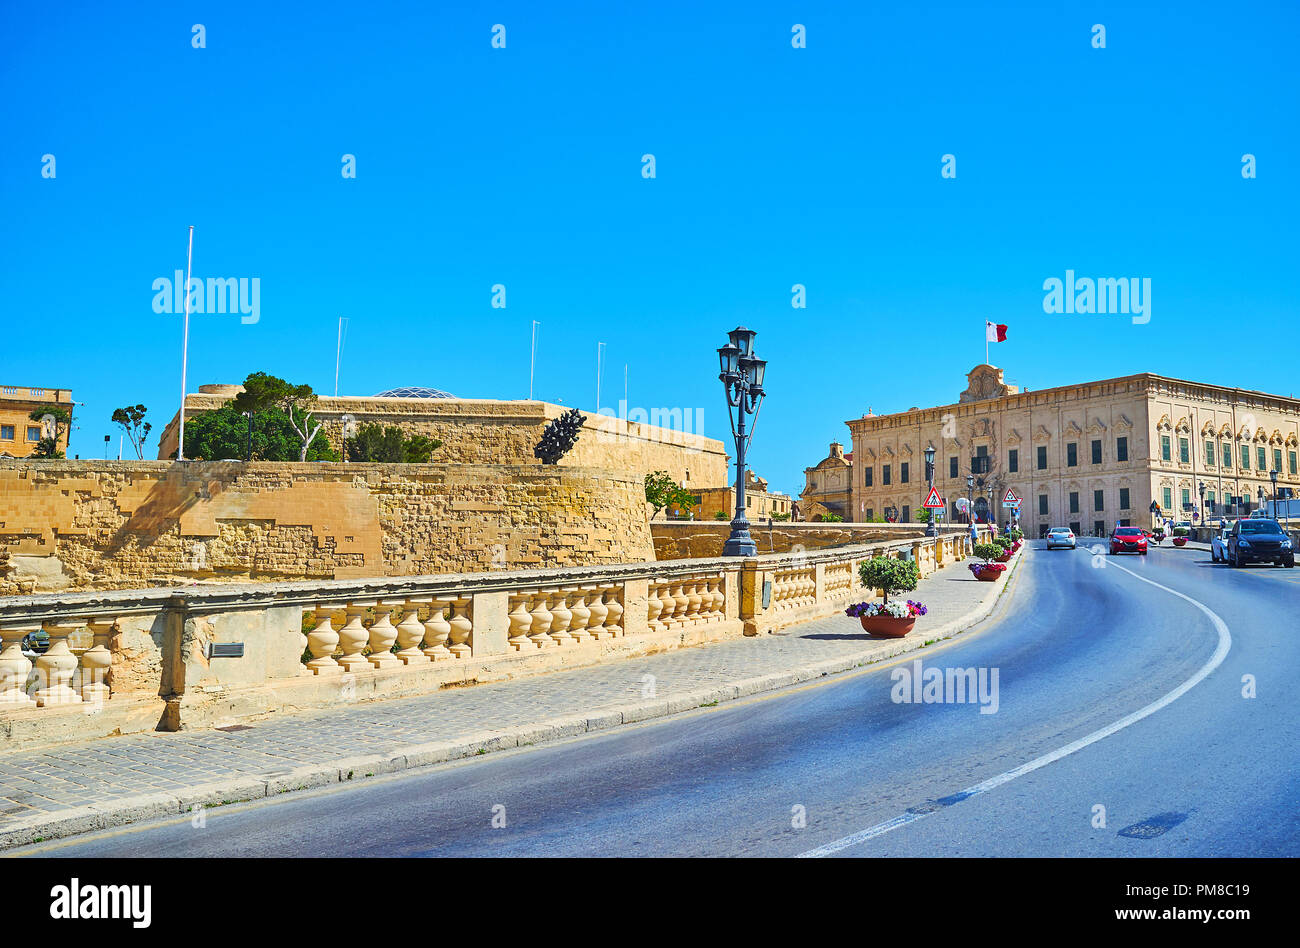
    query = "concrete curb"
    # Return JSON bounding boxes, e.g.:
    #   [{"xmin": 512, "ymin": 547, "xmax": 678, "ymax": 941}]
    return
[{"xmin": 1, "ymin": 551, "xmax": 1027, "ymax": 851}]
